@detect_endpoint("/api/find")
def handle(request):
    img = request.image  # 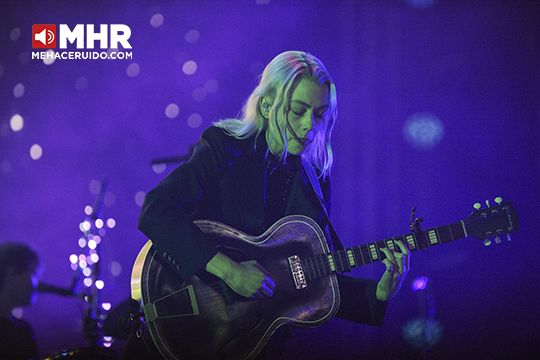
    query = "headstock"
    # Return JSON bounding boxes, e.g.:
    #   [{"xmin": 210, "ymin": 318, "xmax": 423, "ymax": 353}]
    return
[{"xmin": 466, "ymin": 197, "xmax": 519, "ymax": 245}]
